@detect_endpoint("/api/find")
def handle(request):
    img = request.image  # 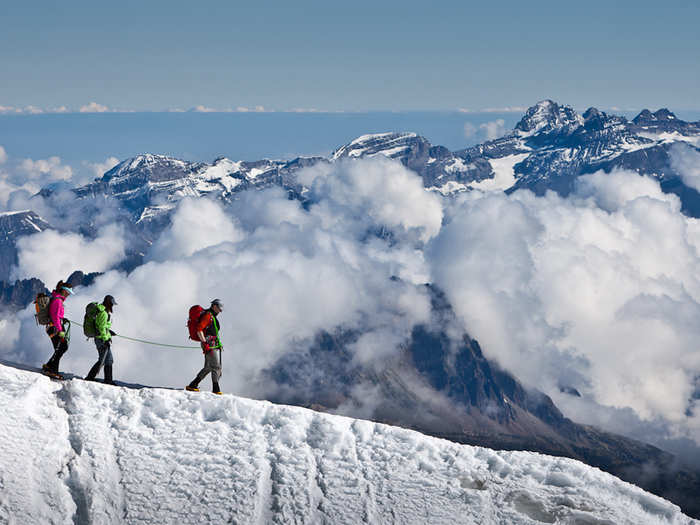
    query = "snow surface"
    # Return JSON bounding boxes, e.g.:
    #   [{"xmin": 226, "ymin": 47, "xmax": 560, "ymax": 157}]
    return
[
  {"xmin": 471, "ymin": 154, "xmax": 530, "ymax": 192},
  {"xmin": 638, "ymin": 131, "xmax": 700, "ymax": 147},
  {"xmin": 0, "ymin": 210, "xmax": 32, "ymax": 217},
  {"xmin": 0, "ymin": 364, "xmax": 694, "ymax": 525},
  {"xmin": 428, "ymin": 181, "xmax": 470, "ymax": 195}
]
